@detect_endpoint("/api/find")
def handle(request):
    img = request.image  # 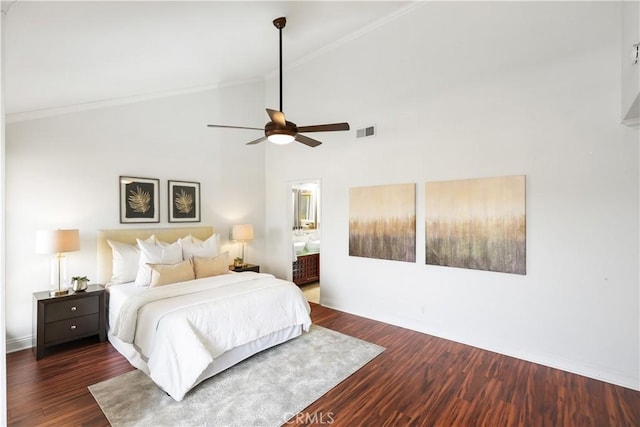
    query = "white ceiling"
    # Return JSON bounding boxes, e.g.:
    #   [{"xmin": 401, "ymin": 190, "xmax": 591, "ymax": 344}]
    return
[{"xmin": 3, "ymin": 1, "xmax": 413, "ymax": 117}]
